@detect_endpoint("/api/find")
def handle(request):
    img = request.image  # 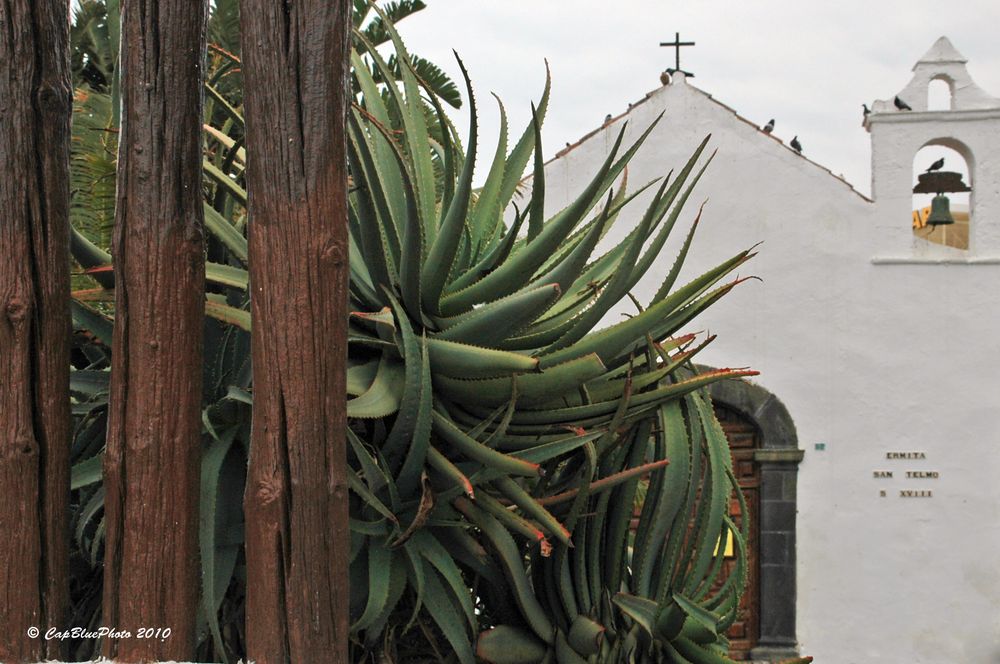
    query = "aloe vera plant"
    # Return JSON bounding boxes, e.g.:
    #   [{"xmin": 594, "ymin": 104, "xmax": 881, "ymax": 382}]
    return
[
  {"xmin": 66, "ymin": 5, "xmax": 756, "ymax": 663},
  {"xmin": 340, "ymin": 11, "xmax": 758, "ymax": 661}
]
